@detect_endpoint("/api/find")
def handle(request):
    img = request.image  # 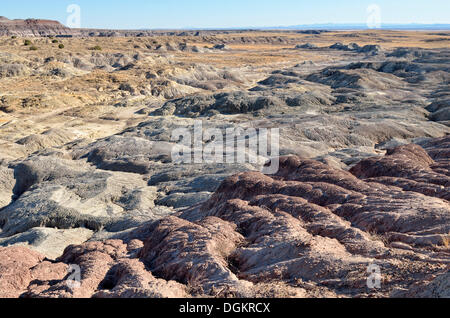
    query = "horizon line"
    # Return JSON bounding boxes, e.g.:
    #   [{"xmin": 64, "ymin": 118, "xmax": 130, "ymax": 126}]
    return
[{"xmin": 2, "ymin": 16, "xmax": 450, "ymax": 31}]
